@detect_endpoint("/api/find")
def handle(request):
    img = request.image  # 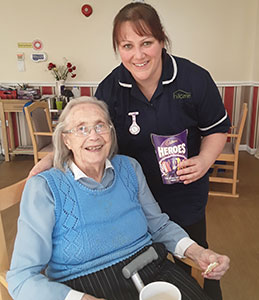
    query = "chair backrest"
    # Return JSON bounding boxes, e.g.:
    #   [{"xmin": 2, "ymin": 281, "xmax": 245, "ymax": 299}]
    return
[
  {"xmin": 24, "ymin": 101, "xmax": 53, "ymax": 163},
  {"xmin": 233, "ymin": 103, "xmax": 248, "ymax": 155},
  {"xmin": 0, "ymin": 179, "xmax": 26, "ymax": 299}
]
